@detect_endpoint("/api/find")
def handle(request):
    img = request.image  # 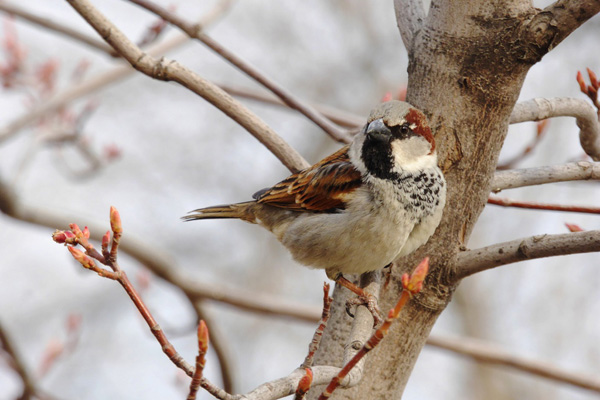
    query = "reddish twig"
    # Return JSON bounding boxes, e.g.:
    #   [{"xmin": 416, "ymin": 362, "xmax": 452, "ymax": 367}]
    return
[
  {"xmin": 52, "ymin": 206, "xmax": 234, "ymax": 400},
  {"xmin": 487, "ymin": 196, "xmax": 600, "ymax": 214},
  {"xmin": 187, "ymin": 320, "xmax": 209, "ymax": 400},
  {"xmin": 318, "ymin": 258, "xmax": 429, "ymax": 400},
  {"xmin": 577, "ymin": 68, "xmax": 600, "ymax": 114},
  {"xmin": 497, "ymin": 120, "xmax": 549, "ymax": 170},
  {"xmin": 302, "ymin": 283, "xmax": 332, "ymax": 369},
  {"xmin": 52, "ymin": 207, "xmax": 194, "ymax": 375},
  {"xmin": 294, "ymin": 368, "xmax": 313, "ymax": 400}
]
